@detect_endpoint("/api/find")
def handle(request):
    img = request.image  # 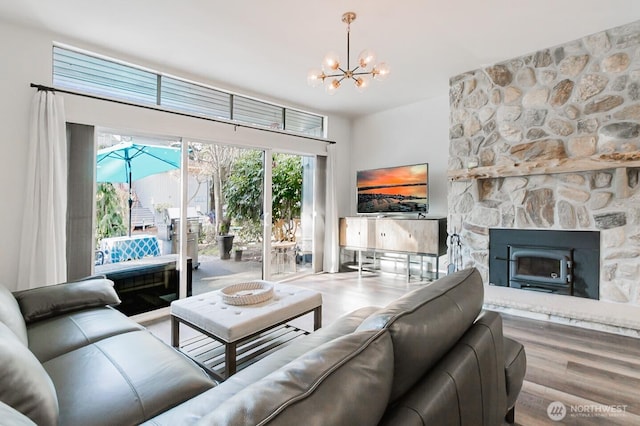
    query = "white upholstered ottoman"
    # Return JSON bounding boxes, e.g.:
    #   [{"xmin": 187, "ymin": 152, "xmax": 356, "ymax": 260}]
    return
[{"xmin": 170, "ymin": 282, "xmax": 322, "ymax": 378}]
